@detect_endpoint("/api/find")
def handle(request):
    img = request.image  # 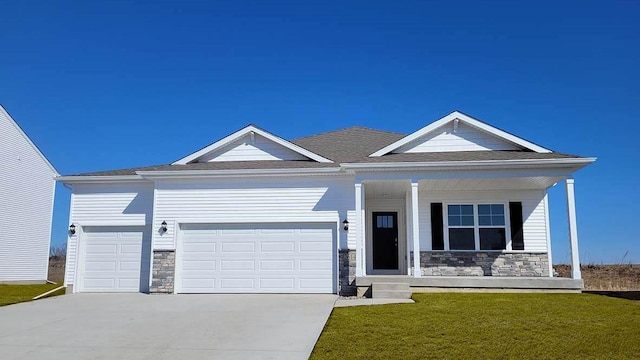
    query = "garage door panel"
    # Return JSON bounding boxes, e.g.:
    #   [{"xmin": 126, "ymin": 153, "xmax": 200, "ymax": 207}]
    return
[
  {"xmin": 183, "ymin": 242, "xmax": 216, "ymax": 253},
  {"xmin": 300, "ymin": 278, "xmax": 332, "ymax": 289},
  {"xmin": 182, "ymin": 278, "xmax": 215, "ymax": 289},
  {"xmin": 221, "ymin": 242, "xmax": 255, "ymax": 253},
  {"xmin": 85, "ymin": 244, "xmax": 118, "ymax": 255},
  {"xmin": 220, "ymin": 278, "xmax": 255, "ymax": 289},
  {"xmin": 259, "ymin": 260, "xmax": 295, "ymax": 271},
  {"xmin": 183, "ymin": 260, "xmax": 216, "ymax": 270},
  {"xmin": 260, "ymin": 278, "xmax": 295, "ymax": 289},
  {"xmin": 260, "ymin": 242, "xmax": 295, "ymax": 253},
  {"xmin": 221, "ymin": 228, "xmax": 255, "ymax": 235},
  {"xmin": 178, "ymin": 223, "xmax": 335, "ymax": 293},
  {"xmin": 259, "ymin": 228, "xmax": 295, "ymax": 235},
  {"xmin": 84, "ymin": 261, "xmax": 117, "ymax": 271},
  {"xmin": 300, "ymin": 260, "xmax": 332, "ymax": 270},
  {"xmin": 221, "ymin": 260, "xmax": 255, "ymax": 271},
  {"xmin": 83, "ymin": 278, "xmax": 116, "ymax": 289},
  {"xmin": 79, "ymin": 226, "xmax": 150, "ymax": 293},
  {"xmin": 299, "ymin": 241, "xmax": 332, "ymax": 252}
]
